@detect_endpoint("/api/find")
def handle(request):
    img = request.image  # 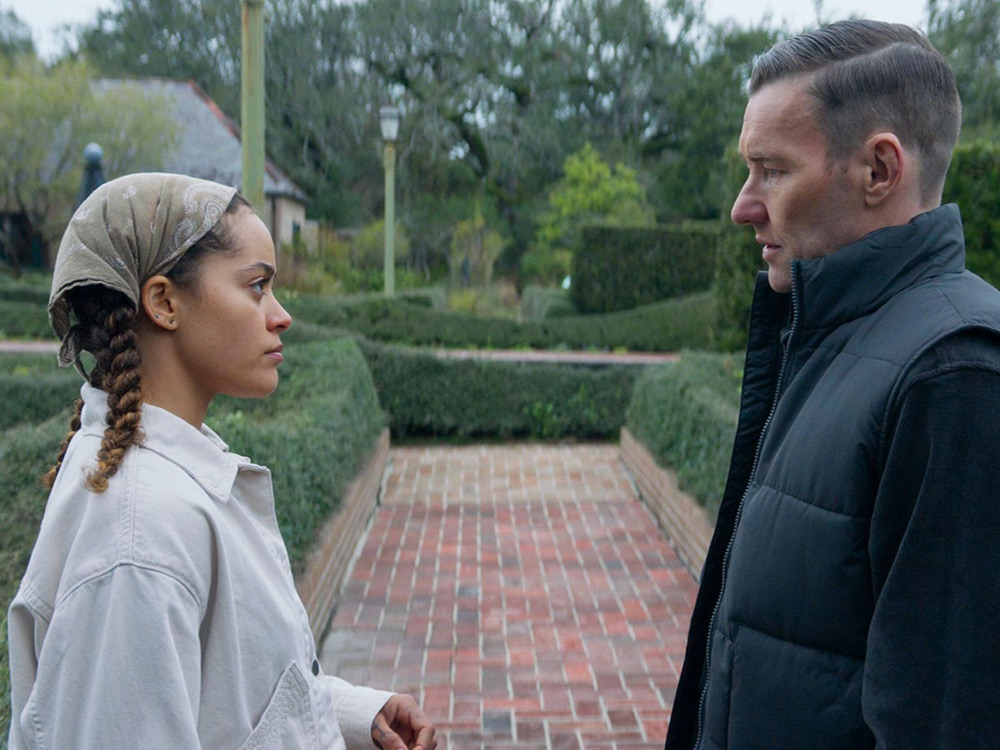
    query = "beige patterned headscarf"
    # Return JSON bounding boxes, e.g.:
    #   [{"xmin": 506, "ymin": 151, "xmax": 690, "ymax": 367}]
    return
[{"xmin": 49, "ymin": 172, "xmax": 237, "ymax": 376}]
